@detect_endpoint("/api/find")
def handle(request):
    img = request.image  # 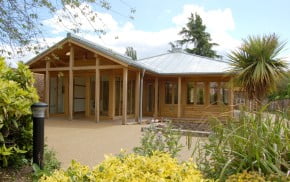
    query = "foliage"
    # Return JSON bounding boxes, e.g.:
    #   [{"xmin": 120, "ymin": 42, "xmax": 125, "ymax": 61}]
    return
[
  {"xmin": 0, "ymin": 58, "xmax": 38, "ymax": 168},
  {"xmin": 39, "ymin": 151, "xmax": 208, "ymax": 182},
  {"xmin": 226, "ymin": 171, "xmax": 266, "ymax": 182},
  {"xmin": 125, "ymin": 46, "xmax": 137, "ymax": 60},
  {"xmin": 195, "ymin": 111, "xmax": 290, "ymax": 181},
  {"xmin": 0, "ymin": 0, "xmax": 135, "ymax": 58},
  {"xmin": 268, "ymin": 71, "xmax": 290, "ymax": 100},
  {"xmin": 133, "ymin": 124, "xmax": 183, "ymax": 158},
  {"xmin": 176, "ymin": 13, "xmax": 220, "ymax": 58},
  {"xmin": 228, "ymin": 34, "xmax": 288, "ymax": 103},
  {"xmin": 32, "ymin": 147, "xmax": 61, "ymax": 181}
]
